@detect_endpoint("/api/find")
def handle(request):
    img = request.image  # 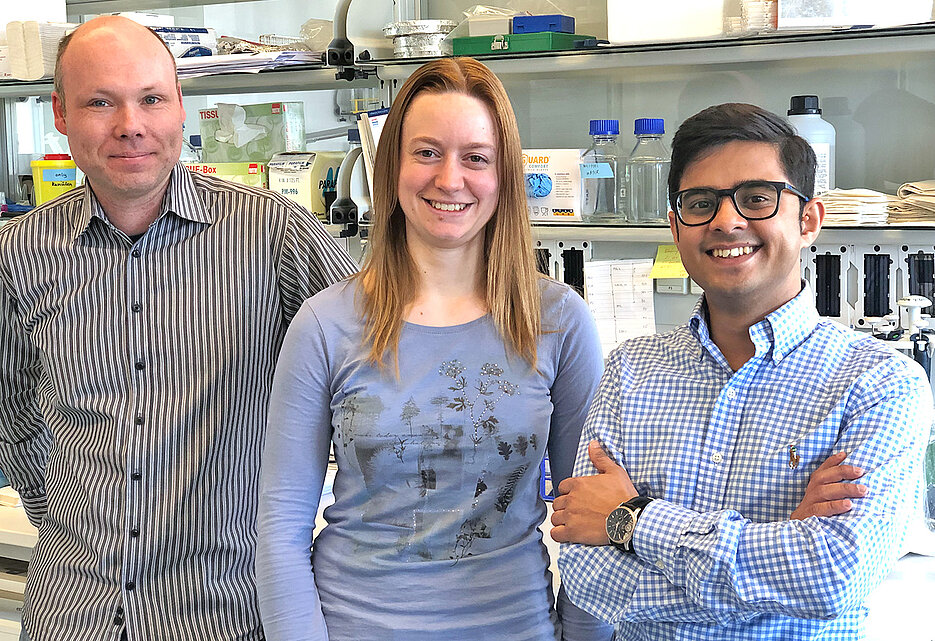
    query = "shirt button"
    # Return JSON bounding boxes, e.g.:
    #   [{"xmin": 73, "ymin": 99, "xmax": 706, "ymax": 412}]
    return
[
  {"xmin": 135, "ymin": 415, "xmax": 144, "ymax": 426},
  {"xmin": 726, "ymin": 388, "xmax": 737, "ymax": 399},
  {"xmin": 131, "ymin": 303, "xmax": 142, "ymax": 313},
  {"xmin": 712, "ymin": 452, "xmax": 723, "ymax": 463},
  {"xmin": 131, "ymin": 472, "xmax": 141, "ymax": 481},
  {"xmin": 131, "ymin": 249, "xmax": 141, "ymax": 258},
  {"xmin": 113, "ymin": 614, "xmax": 124, "ymax": 626},
  {"xmin": 125, "ymin": 581, "xmax": 136, "ymax": 591},
  {"xmin": 655, "ymin": 559, "xmax": 666, "ymax": 569},
  {"xmin": 130, "ymin": 527, "xmax": 140, "ymax": 538},
  {"xmin": 135, "ymin": 360, "xmax": 145, "ymax": 371}
]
